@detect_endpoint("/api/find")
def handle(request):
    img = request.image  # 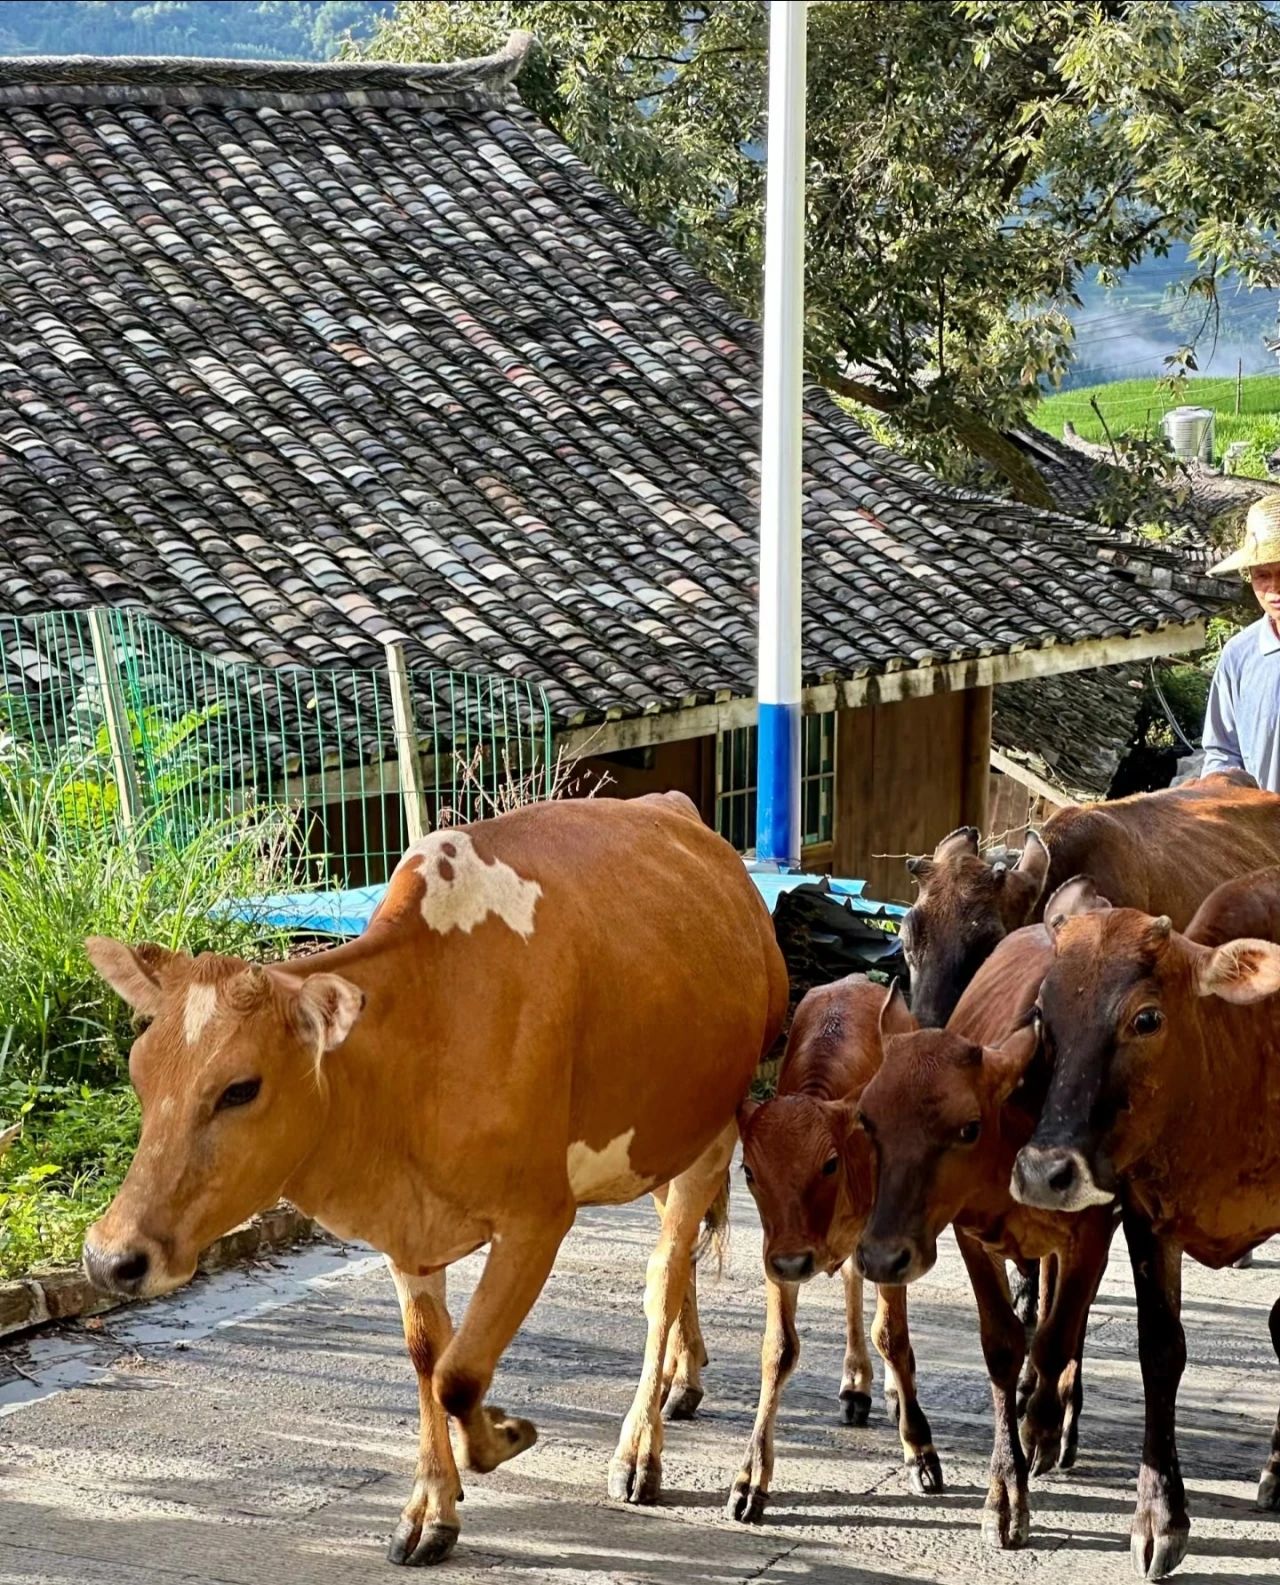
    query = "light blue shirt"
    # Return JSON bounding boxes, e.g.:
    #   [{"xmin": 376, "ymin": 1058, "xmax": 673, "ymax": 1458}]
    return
[{"xmin": 1202, "ymin": 617, "xmax": 1280, "ymax": 792}]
